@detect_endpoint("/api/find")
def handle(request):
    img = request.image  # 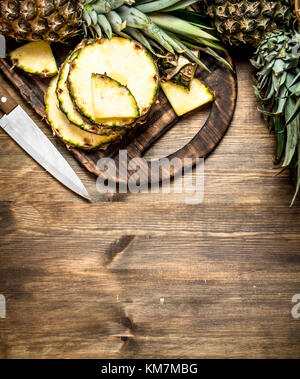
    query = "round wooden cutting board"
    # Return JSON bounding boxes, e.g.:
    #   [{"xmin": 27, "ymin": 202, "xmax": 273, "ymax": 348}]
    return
[{"xmin": 0, "ymin": 44, "xmax": 237, "ymax": 186}]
